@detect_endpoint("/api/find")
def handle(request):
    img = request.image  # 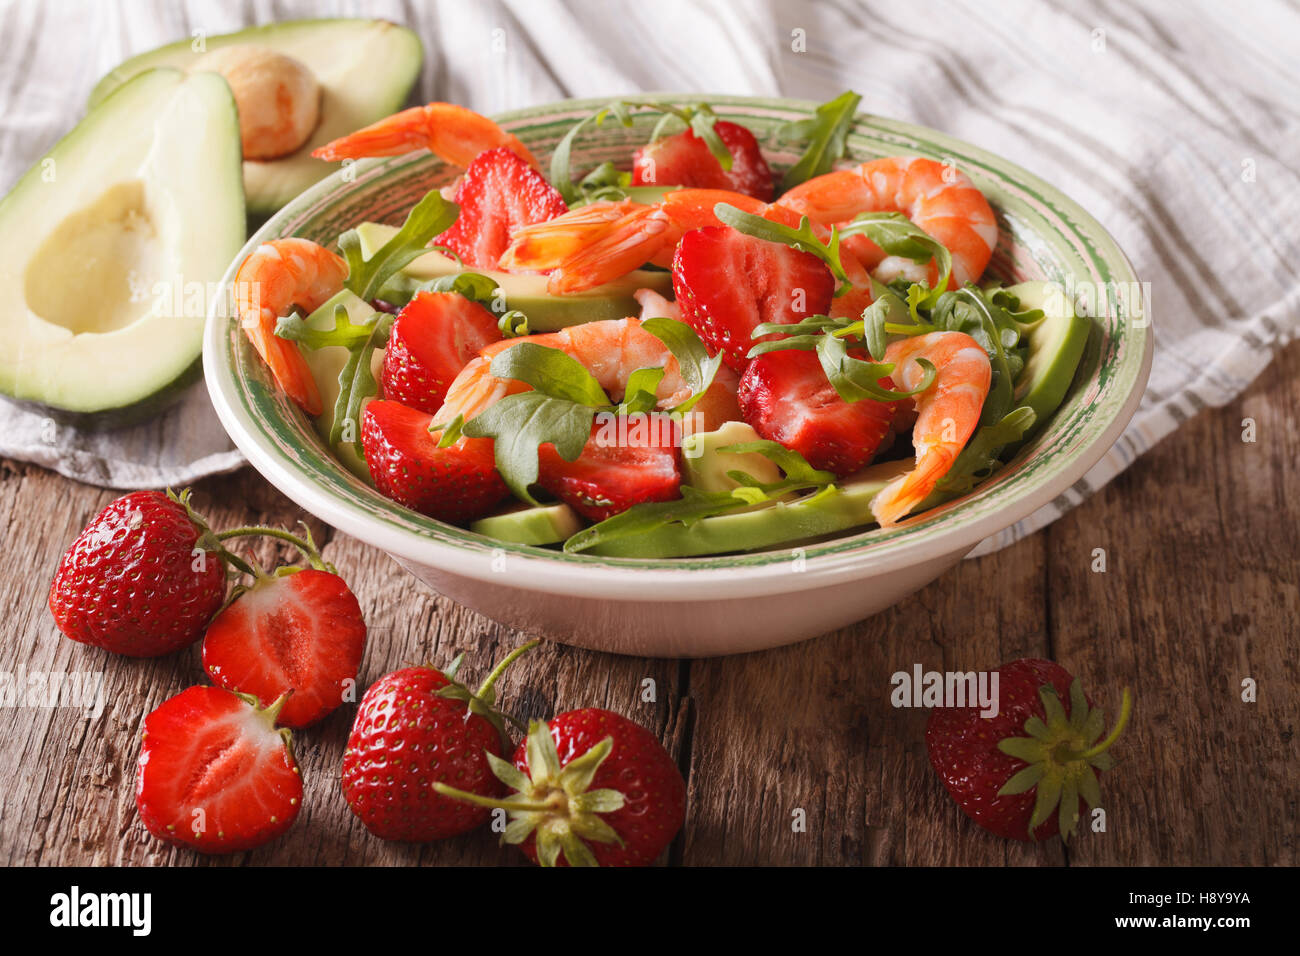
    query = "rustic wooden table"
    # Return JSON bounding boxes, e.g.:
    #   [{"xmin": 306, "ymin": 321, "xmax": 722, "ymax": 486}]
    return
[{"xmin": 2, "ymin": 342, "xmax": 1295, "ymax": 867}]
